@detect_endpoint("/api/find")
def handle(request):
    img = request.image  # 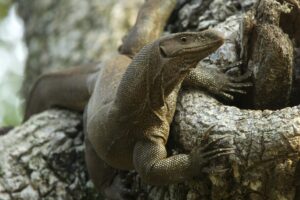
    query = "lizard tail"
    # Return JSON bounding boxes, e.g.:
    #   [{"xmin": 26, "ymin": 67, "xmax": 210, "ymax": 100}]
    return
[
  {"xmin": 24, "ymin": 64, "xmax": 100, "ymax": 121},
  {"xmin": 119, "ymin": 0, "xmax": 177, "ymax": 57}
]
